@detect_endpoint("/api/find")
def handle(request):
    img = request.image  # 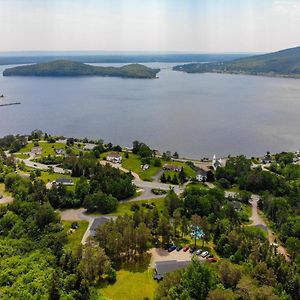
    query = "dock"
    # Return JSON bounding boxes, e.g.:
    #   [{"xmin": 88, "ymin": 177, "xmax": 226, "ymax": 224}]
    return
[{"xmin": 0, "ymin": 102, "xmax": 21, "ymax": 107}]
